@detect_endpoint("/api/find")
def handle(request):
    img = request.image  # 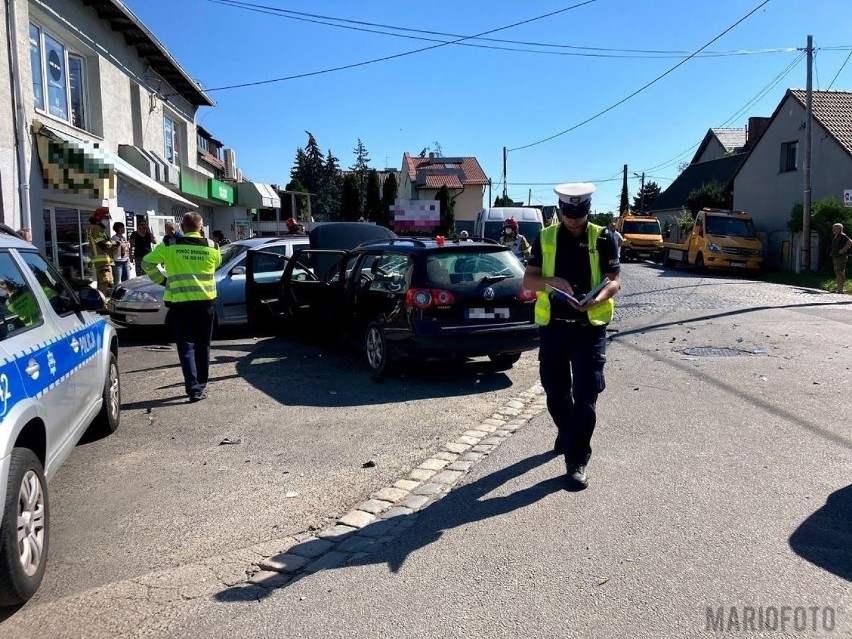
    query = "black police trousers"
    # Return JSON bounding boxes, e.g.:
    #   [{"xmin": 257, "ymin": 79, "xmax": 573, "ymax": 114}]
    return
[
  {"xmin": 538, "ymin": 320, "xmax": 608, "ymax": 466},
  {"xmin": 167, "ymin": 302, "xmax": 215, "ymax": 398}
]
